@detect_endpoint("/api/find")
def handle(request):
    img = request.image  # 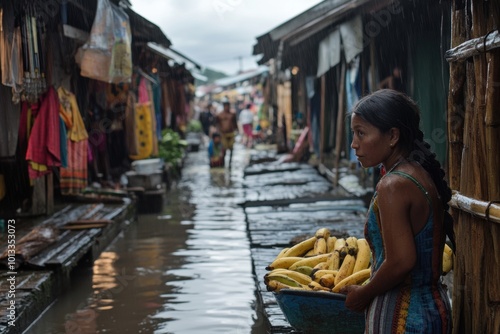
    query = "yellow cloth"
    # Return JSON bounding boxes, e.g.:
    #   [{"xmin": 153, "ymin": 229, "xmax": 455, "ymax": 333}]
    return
[
  {"xmin": 25, "ymin": 106, "xmax": 48, "ymax": 181},
  {"xmin": 57, "ymin": 87, "xmax": 88, "ymax": 142},
  {"xmin": 221, "ymin": 132, "xmax": 235, "ymax": 150},
  {"xmin": 129, "ymin": 102, "xmax": 154, "ymax": 160}
]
